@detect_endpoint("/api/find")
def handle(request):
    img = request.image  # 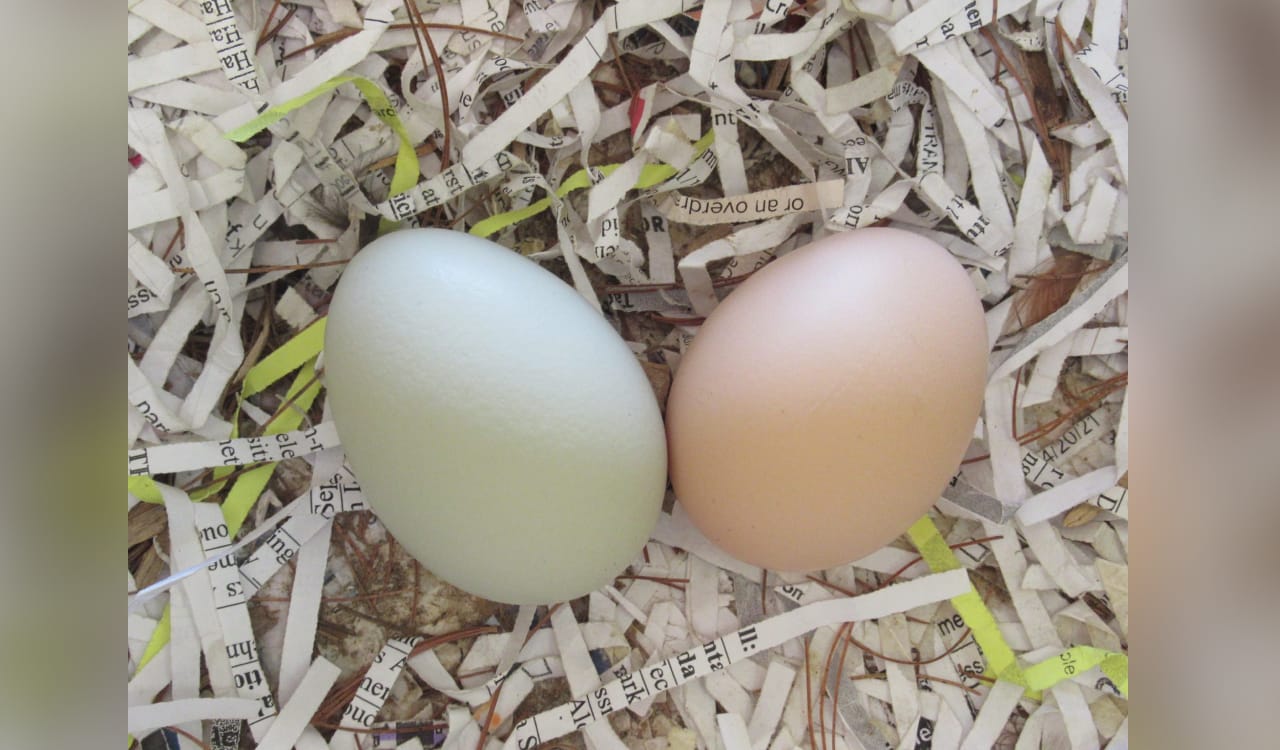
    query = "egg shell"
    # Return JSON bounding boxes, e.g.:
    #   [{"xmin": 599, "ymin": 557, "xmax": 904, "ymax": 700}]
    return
[
  {"xmin": 323, "ymin": 228, "xmax": 667, "ymax": 604},
  {"xmin": 665, "ymin": 227, "xmax": 987, "ymax": 572}
]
